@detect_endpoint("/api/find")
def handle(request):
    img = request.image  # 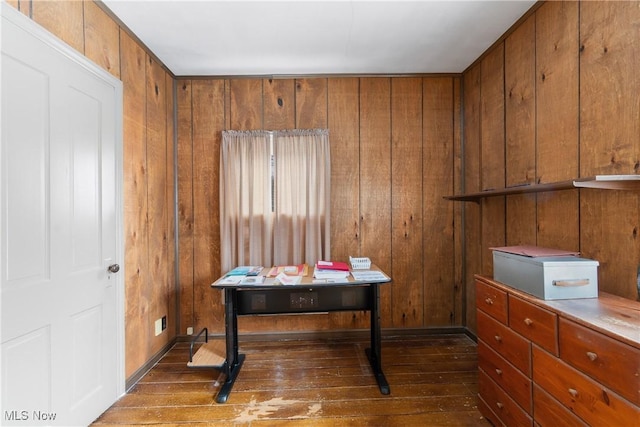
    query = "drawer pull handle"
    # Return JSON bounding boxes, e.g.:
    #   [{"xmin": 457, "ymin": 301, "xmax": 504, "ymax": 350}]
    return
[
  {"xmin": 496, "ymin": 402, "xmax": 504, "ymax": 410},
  {"xmin": 553, "ymin": 279, "xmax": 589, "ymax": 287},
  {"xmin": 524, "ymin": 318, "xmax": 533, "ymax": 326},
  {"xmin": 495, "ymin": 369, "xmax": 503, "ymax": 376},
  {"xmin": 568, "ymin": 388, "xmax": 579, "ymax": 398},
  {"xmin": 586, "ymin": 351, "xmax": 598, "ymax": 362},
  {"xmin": 494, "ymin": 335, "xmax": 502, "ymax": 343},
  {"xmin": 485, "ymin": 297, "xmax": 494, "ymax": 305}
]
